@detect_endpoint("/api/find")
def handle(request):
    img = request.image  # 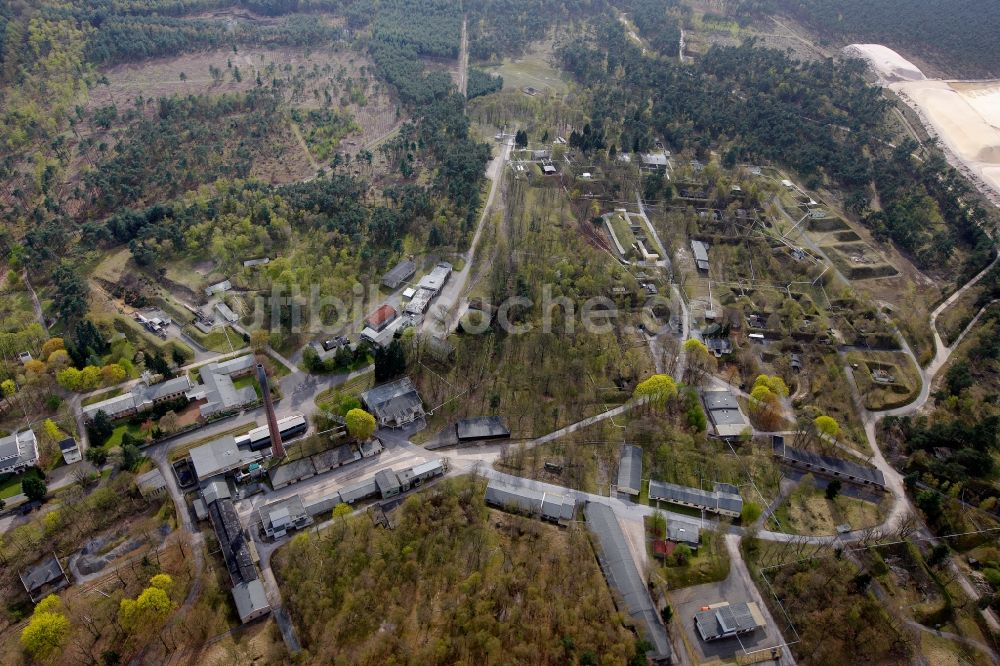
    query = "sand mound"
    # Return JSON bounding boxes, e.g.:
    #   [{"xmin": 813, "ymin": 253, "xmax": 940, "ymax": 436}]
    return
[
  {"xmin": 846, "ymin": 44, "xmax": 926, "ymax": 82},
  {"xmin": 977, "ymin": 145, "xmax": 1000, "ymax": 162}
]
